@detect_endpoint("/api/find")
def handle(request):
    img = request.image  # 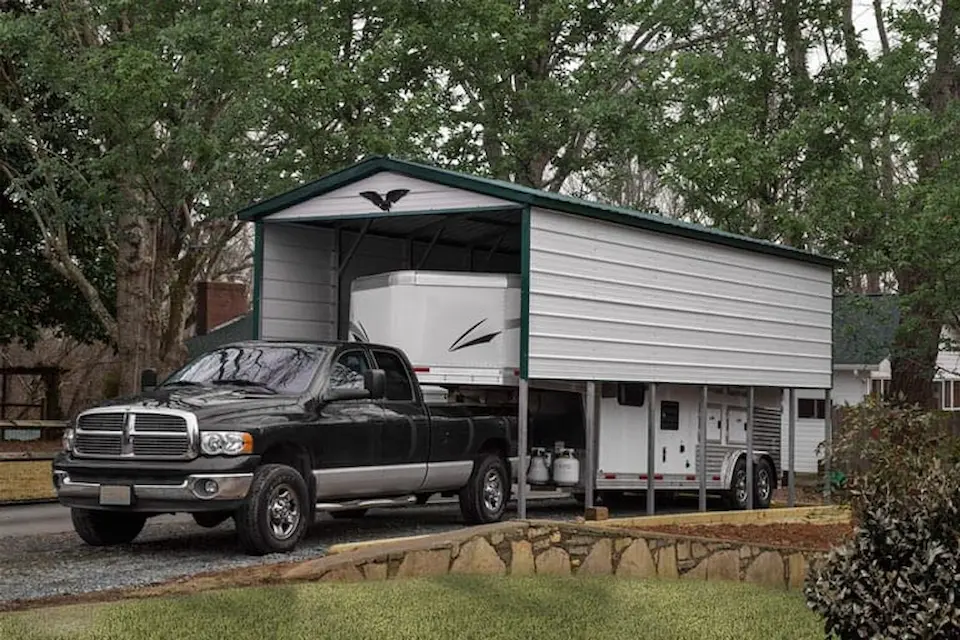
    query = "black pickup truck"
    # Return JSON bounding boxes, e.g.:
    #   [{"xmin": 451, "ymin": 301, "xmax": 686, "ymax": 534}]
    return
[{"xmin": 53, "ymin": 340, "xmax": 518, "ymax": 555}]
